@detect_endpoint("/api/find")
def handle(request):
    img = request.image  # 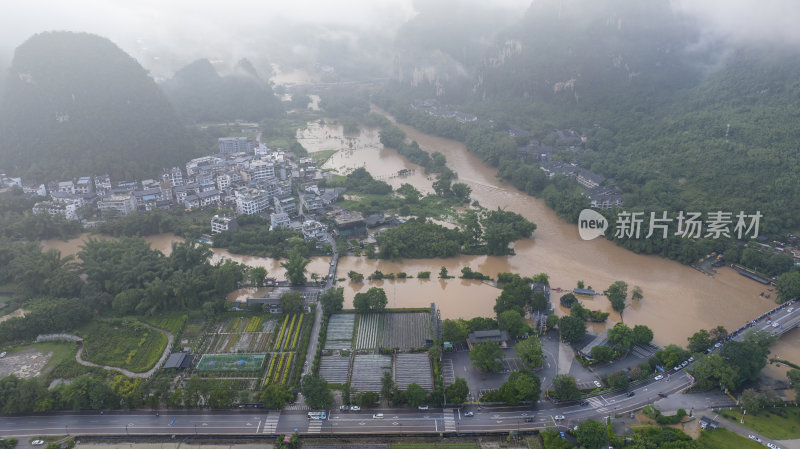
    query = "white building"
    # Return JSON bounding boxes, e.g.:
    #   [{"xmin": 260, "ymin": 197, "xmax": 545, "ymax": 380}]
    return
[
  {"xmin": 162, "ymin": 167, "xmax": 184, "ymax": 187},
  {"xmin": 219, "ymin": 137, "xmax": 254, "ymax": 154},
  {"xmin": 32, "ymin": 200, "xmax": 81, "ymax": 221},
  {"xmin": 216, "ymin": 173, "xmax": 231, "ymax": 190},
  {"xmin": 211, "ymin": 215, "xmax": 238, "ymax": 234},
  {"xmin": 250, "ymin": 160, "xmax": 275, "ymax": 181},
  {"xmin": 273, "ymin": 195, "xmax": 296, "ymax": 216},
  {"xmin": 94, "ymin": 174, "xmax": 112, "ymax": 194},
  {"xmin": 235, "ymin": 188, "xmax": 270, "ymax": 215},
  {"xmin": 301, "ymin": 220, "xmax": 326, "ymax": 241},
  {"xmin": 270, "ymin": 212, "xmax": 291, "ymax": 229},
  {"xmin": 98, "ymin": 193, "xmax": 137, "ymax": 216},
  {"xmin": 57, "ymin": 180, "xmax": 75, "ymax": 194},
  {"xmin": 74, "ymin": 177, "xmax": 93, "ymax": 194}
]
